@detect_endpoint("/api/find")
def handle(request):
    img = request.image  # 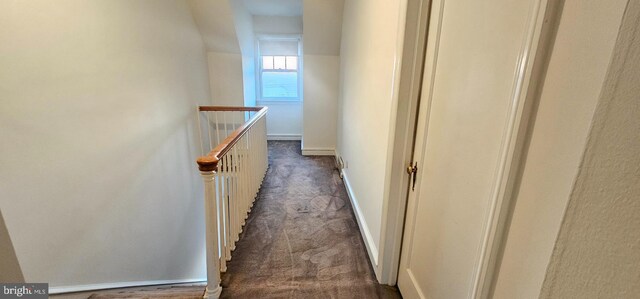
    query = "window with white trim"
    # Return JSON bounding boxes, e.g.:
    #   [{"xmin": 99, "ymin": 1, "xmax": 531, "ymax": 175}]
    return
[{"xmin": 257, "ymin": 38, "xmax": 301, "ymax": 101}]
